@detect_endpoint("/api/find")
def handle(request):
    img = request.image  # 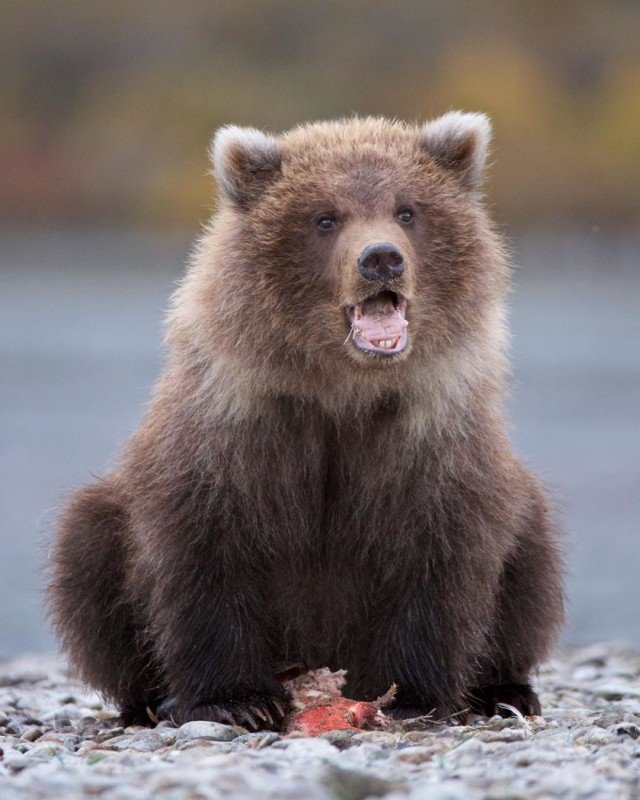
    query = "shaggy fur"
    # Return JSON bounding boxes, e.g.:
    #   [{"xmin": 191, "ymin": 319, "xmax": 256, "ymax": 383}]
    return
[{"xmin": 48, "ymin": 115, "xmax": 564, "ymax": 728}]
